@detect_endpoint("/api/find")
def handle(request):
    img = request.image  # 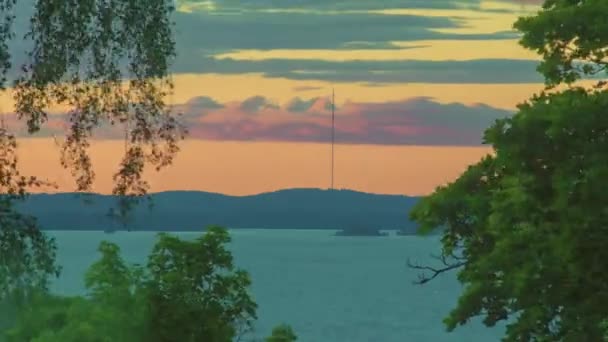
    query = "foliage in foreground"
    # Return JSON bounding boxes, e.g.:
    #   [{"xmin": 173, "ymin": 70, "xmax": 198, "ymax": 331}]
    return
[
  {"xmin": 409, "ymin": 0, "xmax": 608, "ymax": 340},
  {"xmin": 0, "ymin": 3, "xmax": 293, "ymax": 341},
  {"xmin": 5, "ymin": 226, "xmax": 296, "ymax": 342},
  {"xmin": 0, "ymin": 0, "xmax": 186, "ymax": 311},
  {"xmin": 264, "ymin": 324, "xmax": 298, "ymax": 342}
]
